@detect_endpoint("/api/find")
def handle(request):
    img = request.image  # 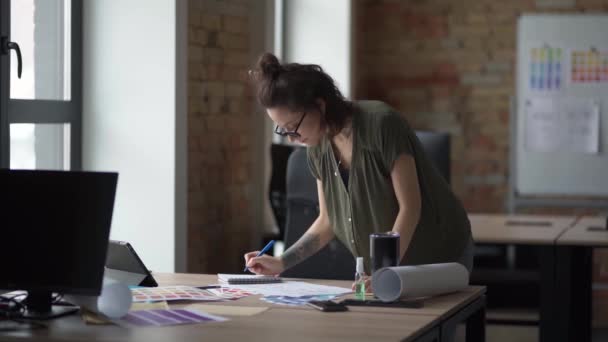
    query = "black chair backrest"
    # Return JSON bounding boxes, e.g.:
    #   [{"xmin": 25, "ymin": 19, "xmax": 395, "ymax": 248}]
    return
[
  {"xmin": 269, "ymin": 143, "xmax": 296, "ymax": 237},
  {"xmin": 414, "ymin": 130, "xmax": 450, "ymax": 184},
  {"xmin": 285, "ymin": 146, "xmax": 317, "ymax": 204},
  {"xmin": 282, "ymin": 147, "xmax": 354, "ymax": 280}
]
